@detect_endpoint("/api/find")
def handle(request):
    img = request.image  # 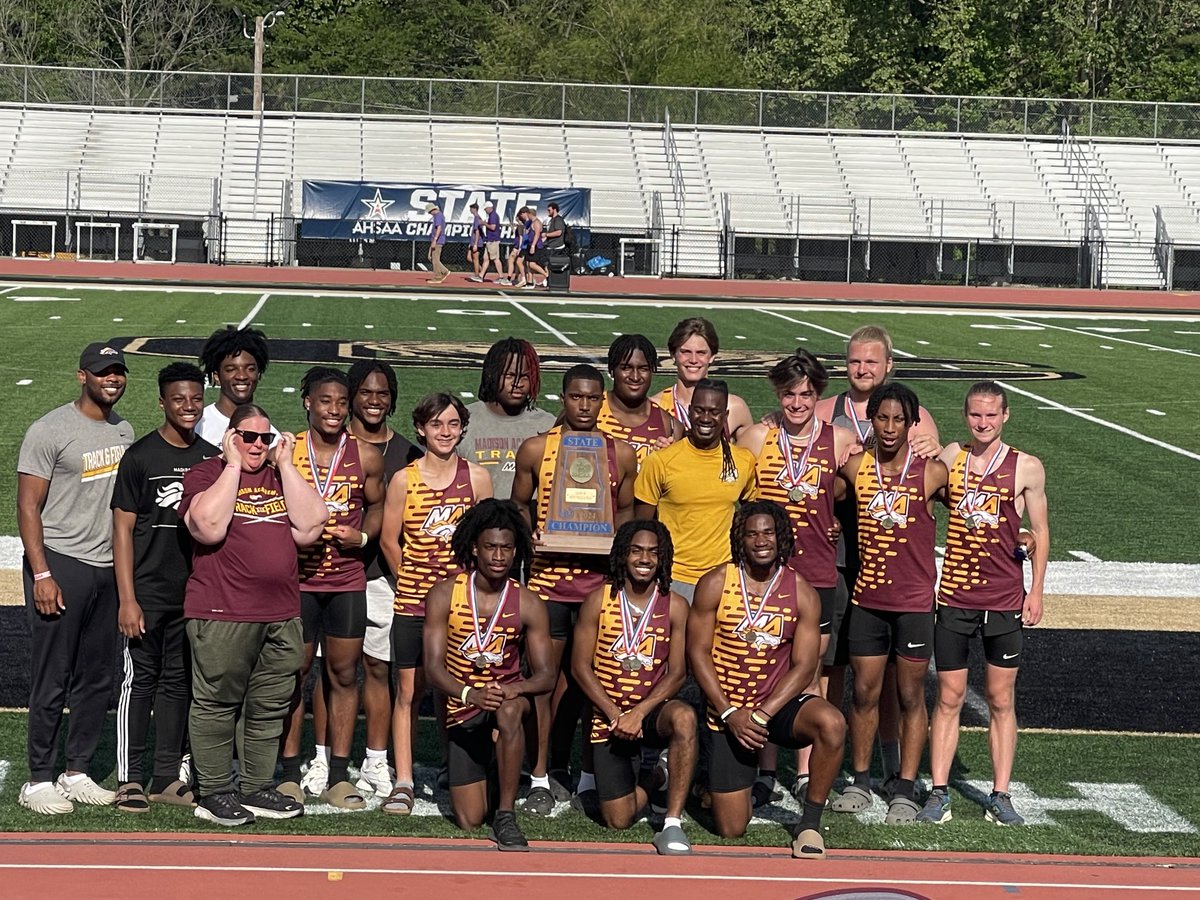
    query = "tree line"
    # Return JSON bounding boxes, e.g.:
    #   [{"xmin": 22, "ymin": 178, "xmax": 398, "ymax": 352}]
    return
[{"xmin": 2, "ymin": 0, "xmax": 1199, "ymax": 103}]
